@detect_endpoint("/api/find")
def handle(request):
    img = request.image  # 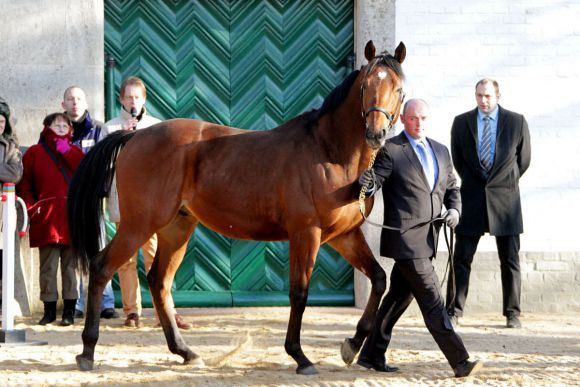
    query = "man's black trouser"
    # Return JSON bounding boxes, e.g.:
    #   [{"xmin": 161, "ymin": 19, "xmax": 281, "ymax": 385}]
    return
[
  {"xmin": 446, "ymin": 234, "xmax": 521, "ymax": 318},
  {"xmin": 359, "ymin": 257, "xmax": 469, "ymax": 369}
]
